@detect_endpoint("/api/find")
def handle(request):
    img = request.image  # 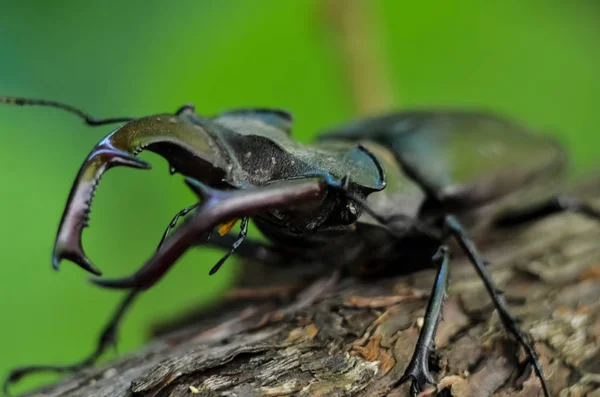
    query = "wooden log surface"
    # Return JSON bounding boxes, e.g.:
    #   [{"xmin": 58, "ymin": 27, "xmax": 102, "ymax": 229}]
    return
[{"xmin": 20, "ymin": 180, "xmax": 600, "ymax": 397}]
